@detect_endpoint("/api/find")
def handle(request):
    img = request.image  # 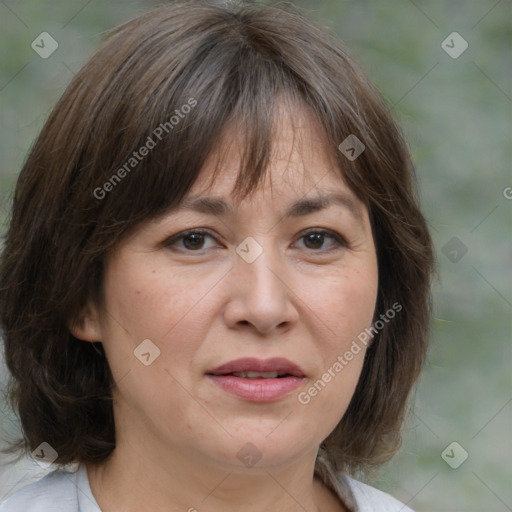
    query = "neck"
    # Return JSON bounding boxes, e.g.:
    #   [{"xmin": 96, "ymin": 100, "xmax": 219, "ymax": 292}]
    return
[{"xmin": 86, "ymin": 434, "xmax": 341, "ymax": 512}]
